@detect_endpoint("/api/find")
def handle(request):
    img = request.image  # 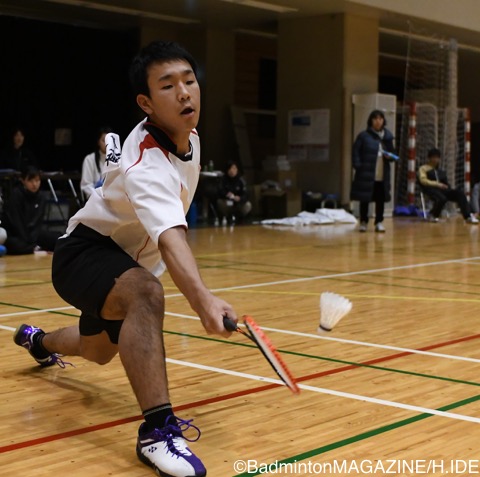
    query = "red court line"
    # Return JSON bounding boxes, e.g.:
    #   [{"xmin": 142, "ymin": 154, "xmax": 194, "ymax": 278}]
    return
[{"xmin": 2, "ymin": 332, "xmax": 480, "ymax": 454}]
